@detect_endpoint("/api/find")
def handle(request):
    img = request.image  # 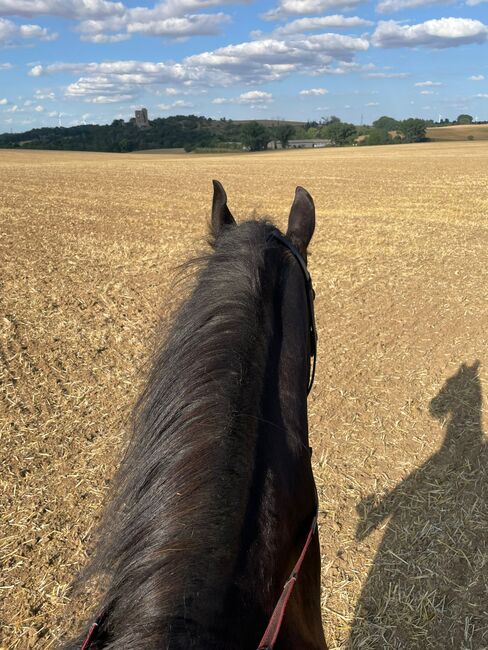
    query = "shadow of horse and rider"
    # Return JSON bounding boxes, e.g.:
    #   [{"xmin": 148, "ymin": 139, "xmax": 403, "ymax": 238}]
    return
[{"xmin": 348, "ymin": 361, "xmax": 488, "ymax": 649}]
